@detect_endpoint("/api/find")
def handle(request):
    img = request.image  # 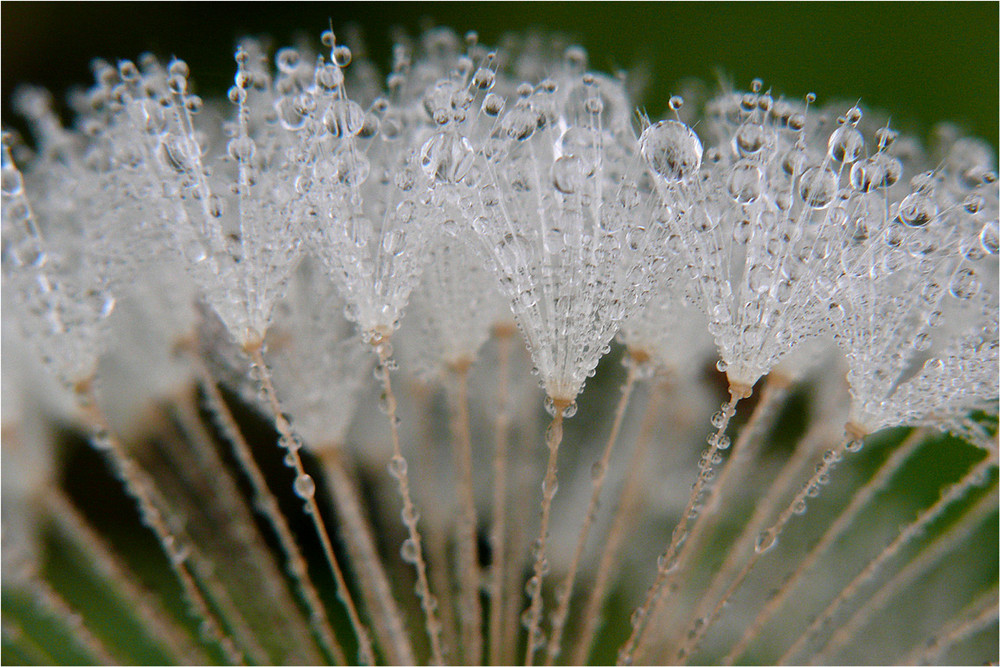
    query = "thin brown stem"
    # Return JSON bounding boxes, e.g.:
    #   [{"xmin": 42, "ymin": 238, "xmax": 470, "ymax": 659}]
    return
[
  {"xmin": 779, "ymin": 455, "xmax": 998, "ymax": 665},
  {"xmin": 320, "ymin": 446, "xmax": 417, "ymax": 666},
  {"xmin": 816, "ymin": 488, "xmax": 997, "ymax": 665},
  {"xmin": 545, "ymin": 362, "xmax": 639, "ymax": 665},
  {"xmin": 674, "ymin": 434, "xmax": 855, "ymax": 664},
  {"xmin": 246, "ymin": 344, "xmax": 374, "ymax": 665},
  {"xmin": 449, "ymin": 360, "xmax": 484, "ymax": 665},
  {"xmin": 2, "ymin": 615, "xmax": 57, "ymax": 665},
  {"xmin": 73, "ymin": 380, "xmax": 245, "ymax": 665},
  {"xmin": 662, "ymin": 419, "xmax": 827, "ymax": 664},
  {"xmin": 488, "ymin": 325, "xmax": 514, "ymax": 667},
  {"xmin": 652, "ymin": 378, "xmax": 790, "ymax": 654},
  {"xmin": 169, "ymin": 390, "xmax": 322, "ymax": 664},
  {"xmin": 524, "ymin": 400, "xmax": 569, "ymax": 666},
  {"xmin": 899, "ymin": 585, "xmax": 999, "ymax": 666},
  {"xmin": 195, "ymin": 368, "xmax": 347, "ymax": 665},
  {"xmin": 617, "ymin": 391, "xmax": 744, "ymax": 666},
  {"xmin": 24, "ymin": 572, "xmax": 119, "ymax": 665},
  {"xmin": 371, "ymin": 339, "xmax": 445, "ymax": 665},
  {"xmin": 723, "ymin": 428, "xmax": 928, "ymax": 665},
  {"xmin": 571, "ymin": 379, "xmax": 666, "ymax": 666},
  {"xmin": 45, "ymin": 490, "xmax": 208, "ymax": 665}
]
